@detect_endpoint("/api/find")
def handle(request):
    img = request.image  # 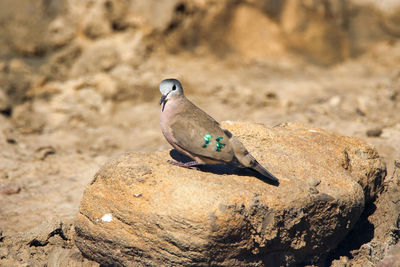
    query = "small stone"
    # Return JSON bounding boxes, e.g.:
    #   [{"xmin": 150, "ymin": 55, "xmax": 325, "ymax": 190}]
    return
[
  {"xmin": 395, "ymin": 160, "xmax": 400, "ymax": 169},
  {"xmin": 308, "ymin": 177, "xmax": 321, "ymax": 187},
  {"xmin": 47, "ymin": 17, "xmax": 75, "ymax": 47},
  {"xmin": 0, "ymin": 247, "xmax": 8, "ymax": 258},
  {"xmin": 0, "ymin": 171, "xmax": 8, "ymax": 180},
  {"xmin": 24, "ymin": 219, "xmax": 64, "ymax": 246},
  {"xmin": 366, "ymin": 128, "xmax": 383, "ymax": 137},
  {"xmin": 310, "ymin": 187, "xmax": 319, "ymax": 194},
  {"xmin": 133, "ymin": 193, "xmax": 142, "ymax": 197},
  {"xmin": 0, "ymin": 89, "xmax": 11, "ymax": 115},
  {"xmin": 35, "ymin": 146, "xmax": 56, "ymax": 160},
  {"xmin": 265, "ymin": 92, "xmax": 277, "ymax": 99},
  {"xmin": 3, "ymin": 128, "xmax": 17, "ymax": 144},
  {"xmin": 0, "ymin": 184, "xmax": 21, "ymax": 195}
]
